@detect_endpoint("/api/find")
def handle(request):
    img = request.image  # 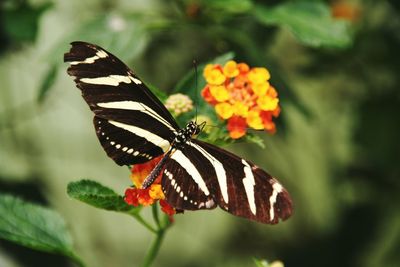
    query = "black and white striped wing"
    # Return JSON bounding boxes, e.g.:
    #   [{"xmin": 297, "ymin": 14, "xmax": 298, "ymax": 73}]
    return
[
  {"xmin": 162, "ymin": 140, "xmax": 292, "ymax": 224},
  {"xmin": 64, "ymin": 42, "xmax": 179, "ymax": 165},
  {"xmin": 161, "ymin": 148, "xmax": 218, "ymax": 211}
]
